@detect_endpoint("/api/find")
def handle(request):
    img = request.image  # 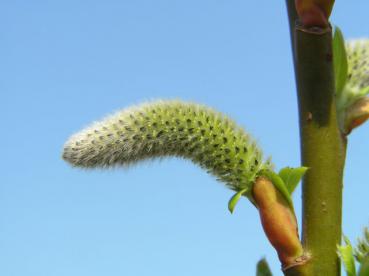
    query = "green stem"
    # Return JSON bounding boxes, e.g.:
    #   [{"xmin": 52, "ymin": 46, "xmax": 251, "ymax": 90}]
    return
[{"xmin": 285, "ymin": 1, "xmax": 347, "ymax": 275}]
